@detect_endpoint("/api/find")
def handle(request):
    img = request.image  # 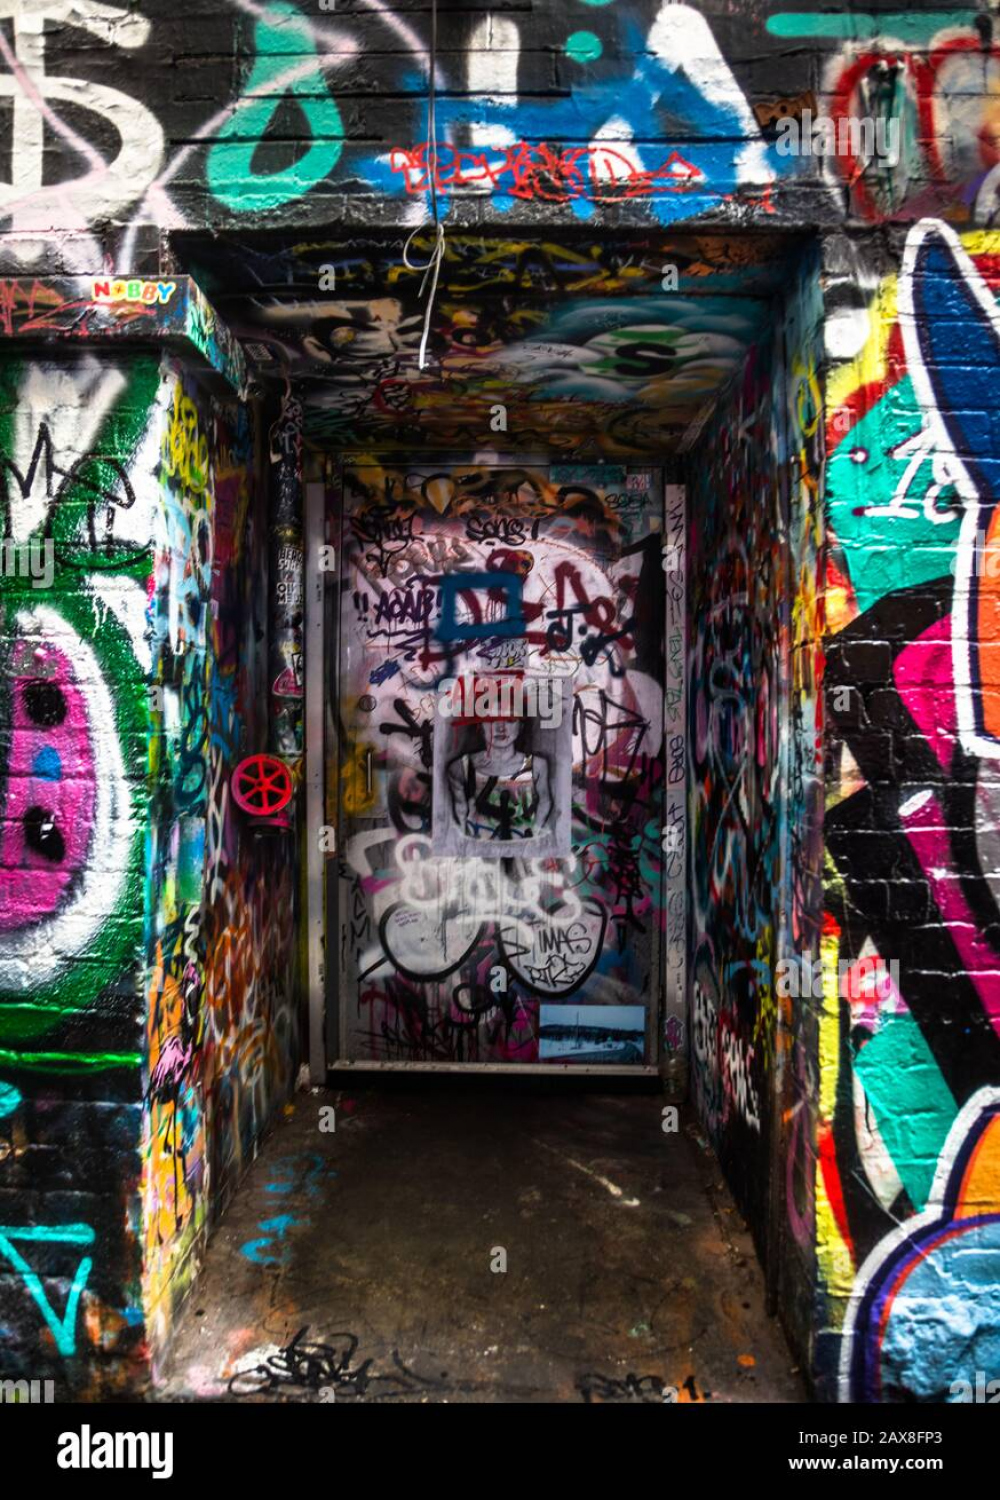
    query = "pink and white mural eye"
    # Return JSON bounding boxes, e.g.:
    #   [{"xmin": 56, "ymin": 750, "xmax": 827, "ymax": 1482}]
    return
[{"xmin": 0, "ymin": 606, "xmax": 134, "ymax": 992}]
